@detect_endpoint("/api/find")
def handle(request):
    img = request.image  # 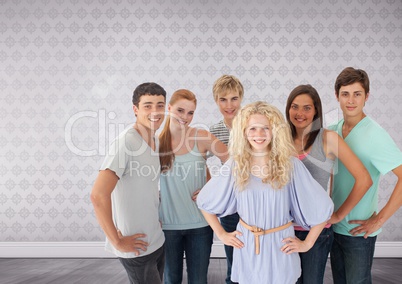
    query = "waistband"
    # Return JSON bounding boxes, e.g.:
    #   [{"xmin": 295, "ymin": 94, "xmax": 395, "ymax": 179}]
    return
[{"xmin": 239, "ymin": 218, "xmax": 292, "ymax": 255}]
